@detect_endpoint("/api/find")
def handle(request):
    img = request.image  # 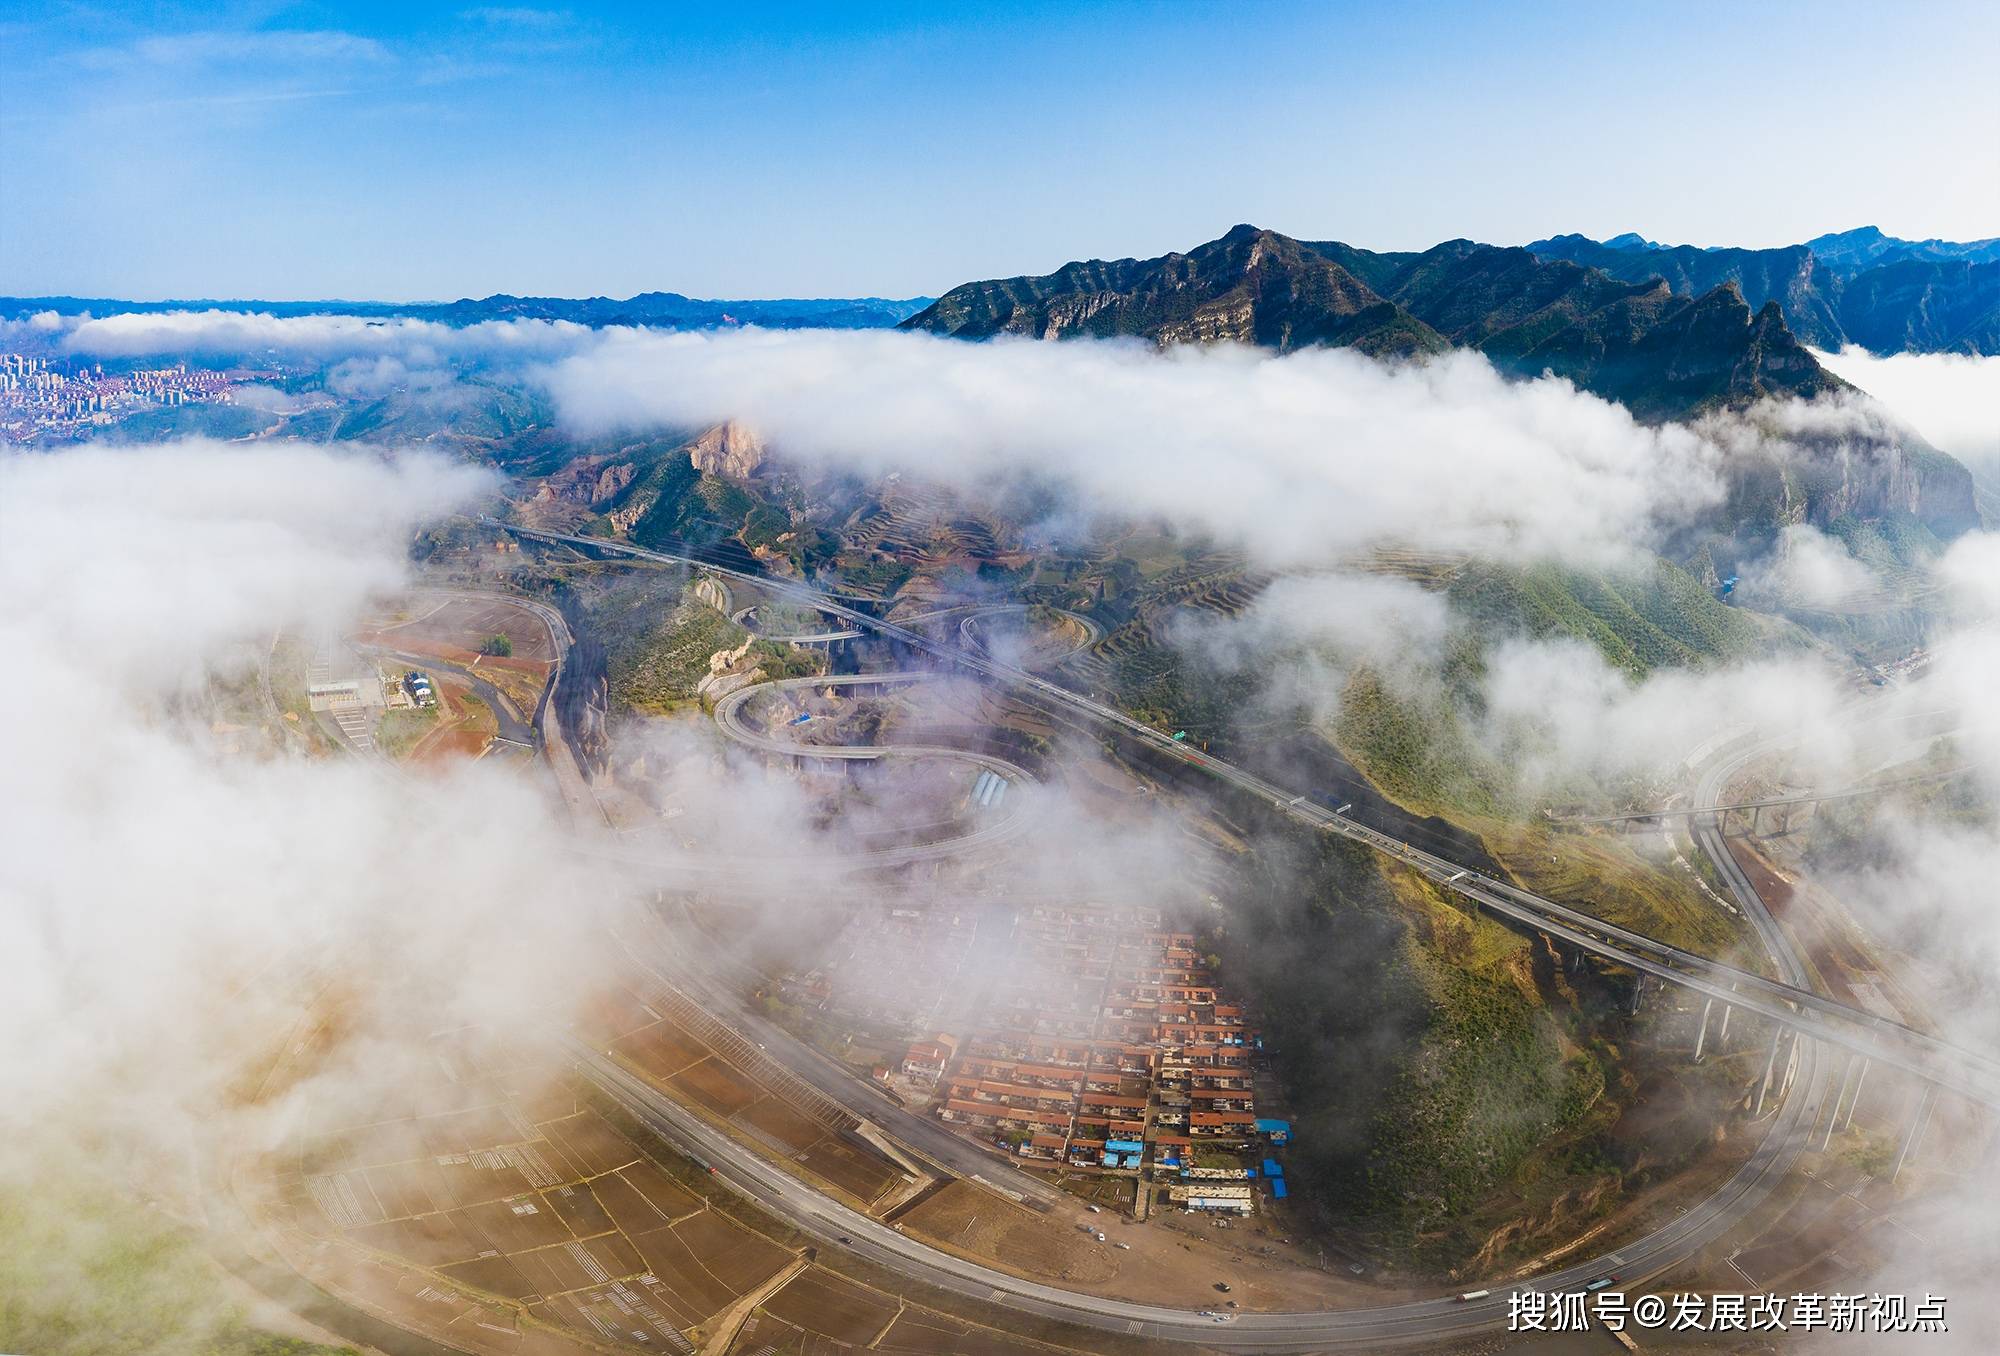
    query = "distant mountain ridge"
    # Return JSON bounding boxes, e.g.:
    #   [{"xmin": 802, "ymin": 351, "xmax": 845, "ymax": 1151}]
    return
[
  {"xmin": 1528, "ymin": 228, "xmax": 2000, "ymax": 355},
  {"xmin": 897, "ymin": 226, "xmax": 1443, "ymax": 359},
  {"xmin": 0, "ymin": 292, "xmax": 933, "ymax": 331},
  {"xmin": 905, "ymin": 224, "xmax": 1841, "ymax": 421}
]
